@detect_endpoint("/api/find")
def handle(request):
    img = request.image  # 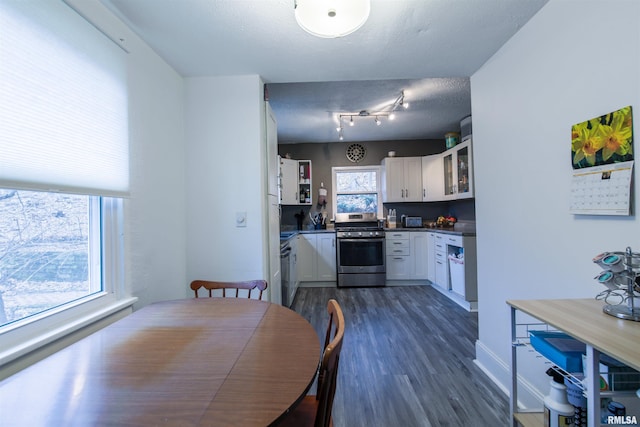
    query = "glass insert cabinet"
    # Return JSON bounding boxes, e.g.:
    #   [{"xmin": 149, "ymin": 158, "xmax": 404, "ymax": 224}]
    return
[{"xmin": 443, "ymin": 139, "xmax": 473, "ymax": 199}]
